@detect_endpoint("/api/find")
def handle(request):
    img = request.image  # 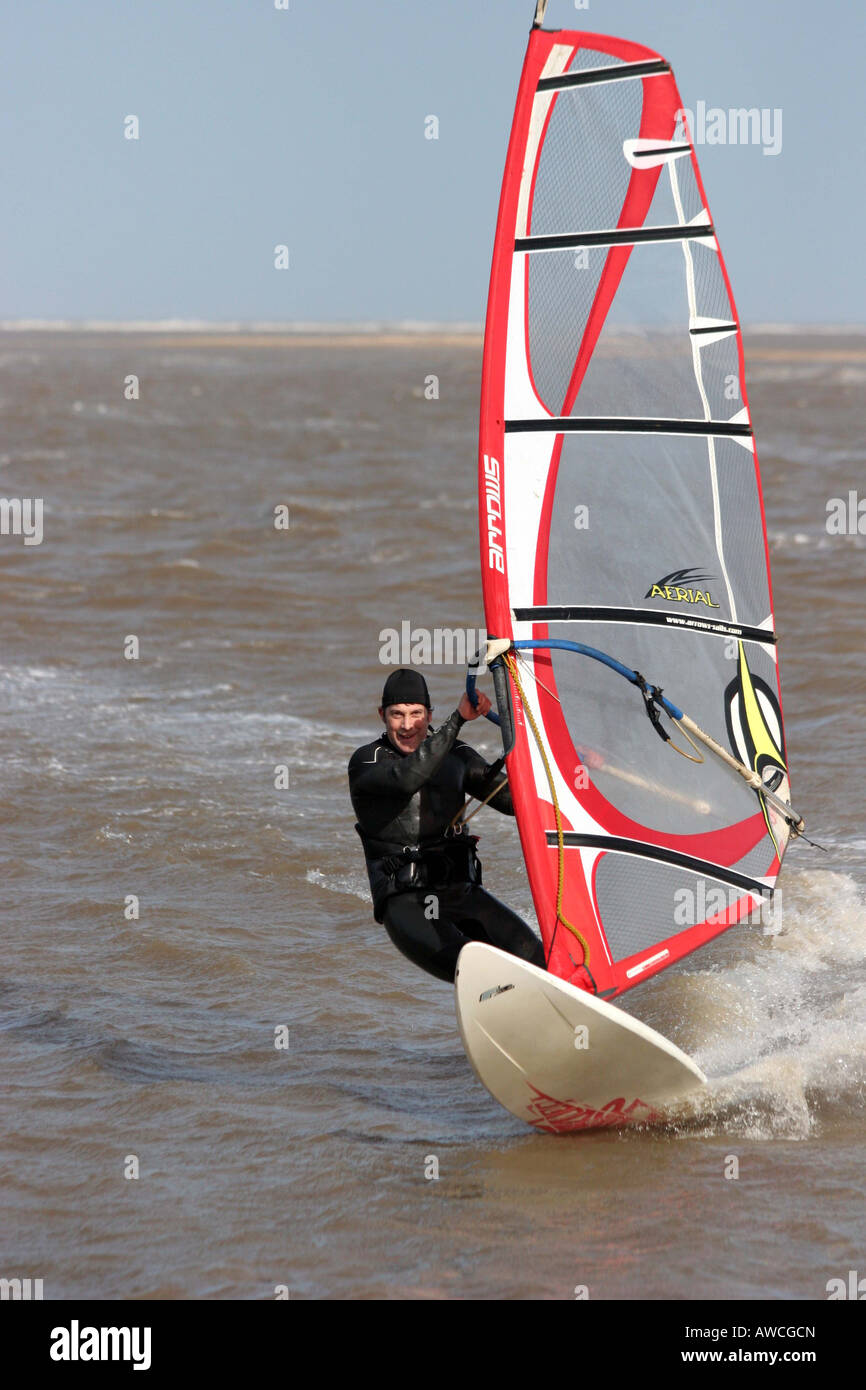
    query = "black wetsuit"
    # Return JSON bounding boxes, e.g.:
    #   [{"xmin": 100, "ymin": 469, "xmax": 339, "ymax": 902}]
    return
[{"xmin": 348, "ymin": 709, "xmax": 545, "ymax": 983}]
